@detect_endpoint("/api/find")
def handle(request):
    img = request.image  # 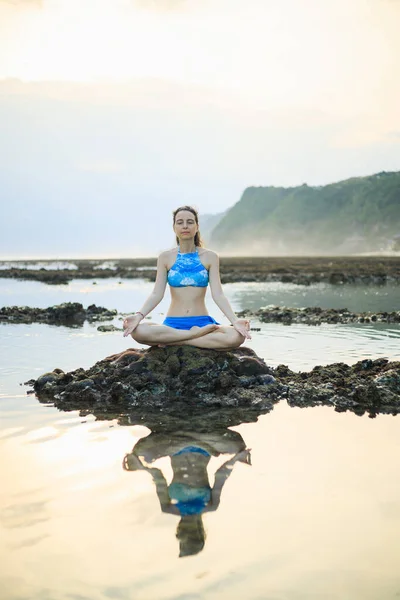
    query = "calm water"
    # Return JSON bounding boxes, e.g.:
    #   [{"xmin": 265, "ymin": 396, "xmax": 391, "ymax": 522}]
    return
[{"xmin": 1, "ymin": 275, "xmax": 400, "ymax": 599}]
